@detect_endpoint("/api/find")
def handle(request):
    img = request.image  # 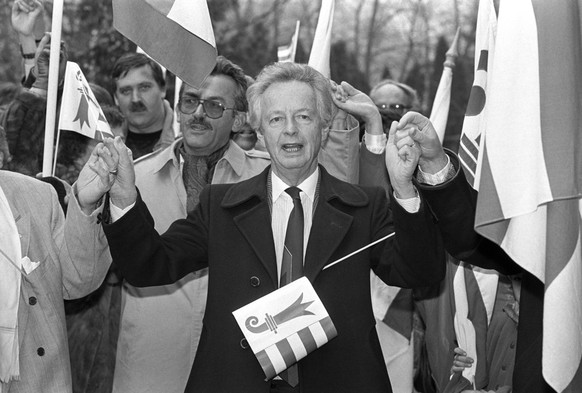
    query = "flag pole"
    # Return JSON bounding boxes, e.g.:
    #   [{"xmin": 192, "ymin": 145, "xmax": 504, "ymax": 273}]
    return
[
  {"xmin": 42, "ymin": 0, "xmax": 64, "ymax": 176},
  {"xmin": 429, "ymin": 27, "xmax": 460, "ymax": 143}
]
